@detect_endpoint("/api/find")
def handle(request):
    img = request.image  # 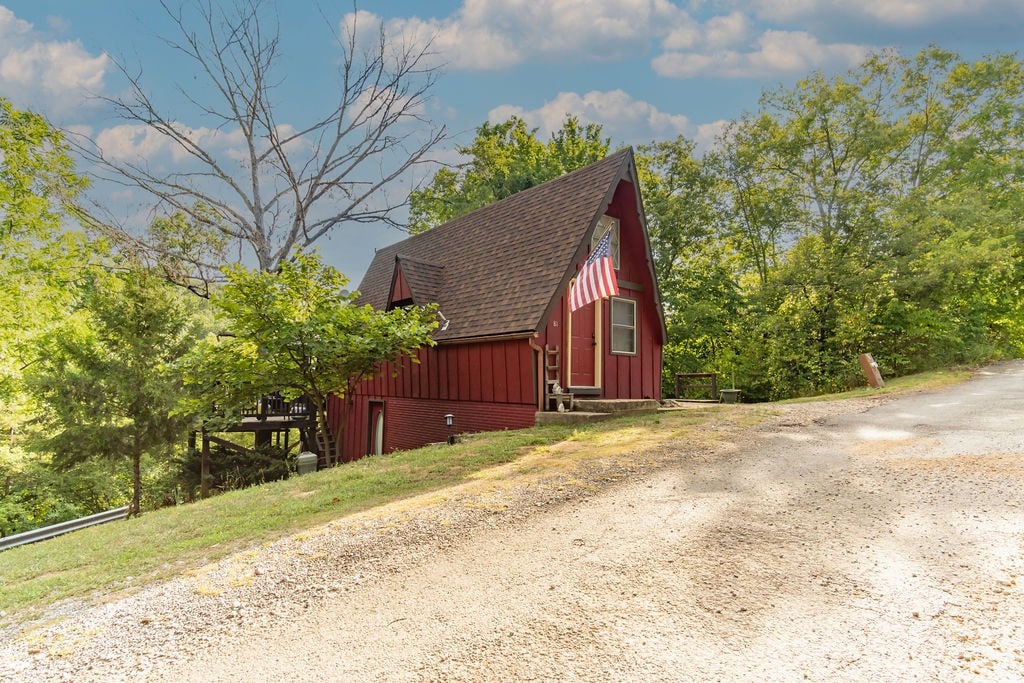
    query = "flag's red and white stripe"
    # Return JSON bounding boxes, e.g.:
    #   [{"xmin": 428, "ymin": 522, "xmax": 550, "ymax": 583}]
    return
[{"xmin": 569, "ymin": 230, "xmax": 619, "ymax": 312}]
